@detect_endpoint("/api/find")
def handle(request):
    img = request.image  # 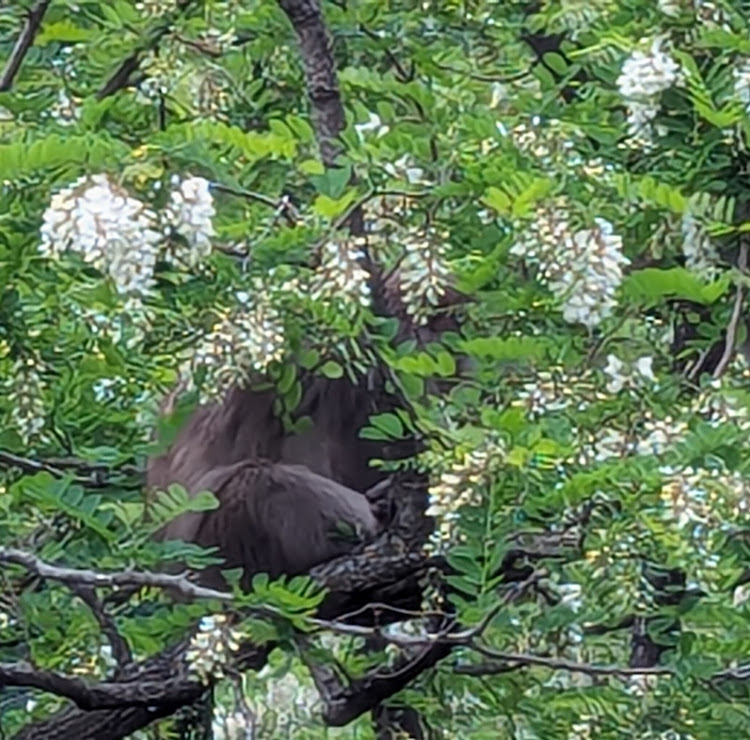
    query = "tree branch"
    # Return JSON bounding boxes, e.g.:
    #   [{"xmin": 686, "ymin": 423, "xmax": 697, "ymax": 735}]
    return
[
  {"xmin": 0, "ymin": 547, "xmax": 231, "ymax": 602},
  {"xmin": 276, "ymin": 0, "xmax": 346, "ymax": 167},
  {"xmin": 713, "ymin": 241, "xmax": 749, "ymax": 379},
  {"xmin": 0, "ymin": 450, "xmax": 140, "ymax": 489},
  {"xmin": 69, "ymin": 585, "xmax": 132, "ymax": 673},
  {"xmin": 0, "ymin": 0, "xmax": 52, "ymax": 92}
]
